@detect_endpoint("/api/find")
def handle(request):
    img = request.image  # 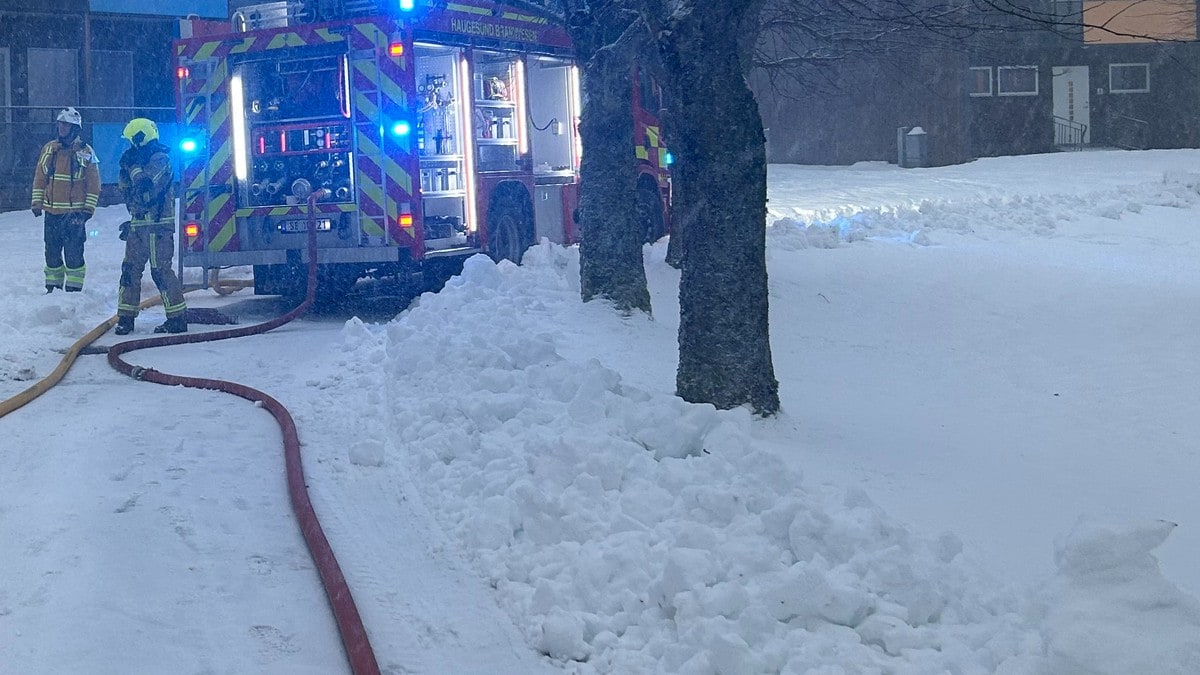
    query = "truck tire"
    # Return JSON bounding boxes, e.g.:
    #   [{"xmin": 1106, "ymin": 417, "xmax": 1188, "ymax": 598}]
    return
[
  {"xmin": 486, "ymin": 188, "xmax": 533, "ymax": 264},
  {"xmin": 637, "ymin": 178, "xmax": 666, "ymax": 243}
]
